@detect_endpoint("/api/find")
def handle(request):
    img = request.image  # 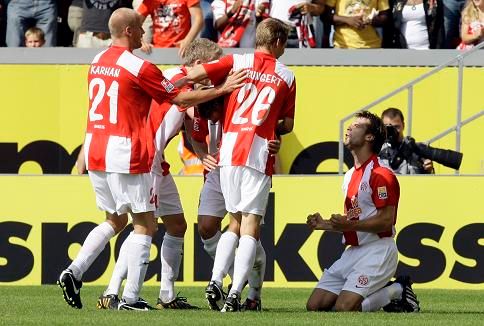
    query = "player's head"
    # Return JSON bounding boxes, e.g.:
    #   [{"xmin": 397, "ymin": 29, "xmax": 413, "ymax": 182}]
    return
[
  {"xmin": 196, "ymin": 86, "xmax": 224, "ymax": 122},
  {"xmin": 255, "ymin": 18, "xmax": 291, "ymax": 58},
  {"xmin": 109, "ymin": 8, "xmax": 145, "ymax": 50},
  {"xmin": 345, "ymin": 111, "xmax": 385, "ymax": 154},
  {"xmin": 182, "ymin": 38, "xmax": 223, "ymax": 67},
  {"xmin": 25, "ymin": 27, "xmax": 45, "ymax": 48}
]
